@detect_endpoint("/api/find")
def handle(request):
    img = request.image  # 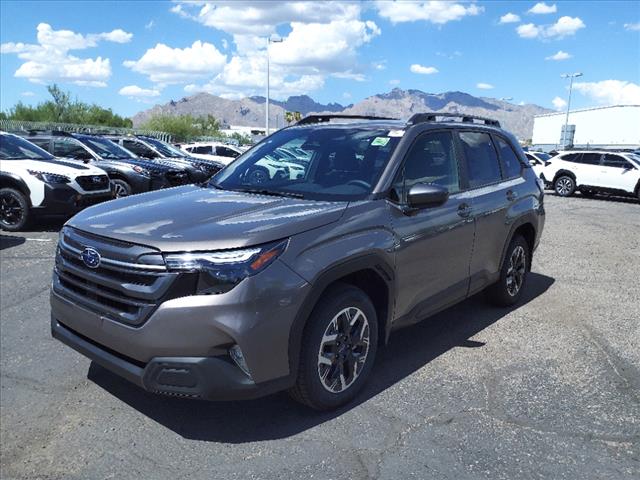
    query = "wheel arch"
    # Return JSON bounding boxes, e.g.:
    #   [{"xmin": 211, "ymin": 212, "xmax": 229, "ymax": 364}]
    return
[
  {"xmin": 553, "ymin": 169, "xmax": 576, "ymax": 184},
  {"xmin": 0, "ymin": 173, "xmax": 32, "ymax": 206},
  {"xmin": 498, "ymin": 216, "xmax": 538, "ymax": 272},
  {"xmin": 287, "ymin": 253, "xmax": 394, "ymax": 379}
]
